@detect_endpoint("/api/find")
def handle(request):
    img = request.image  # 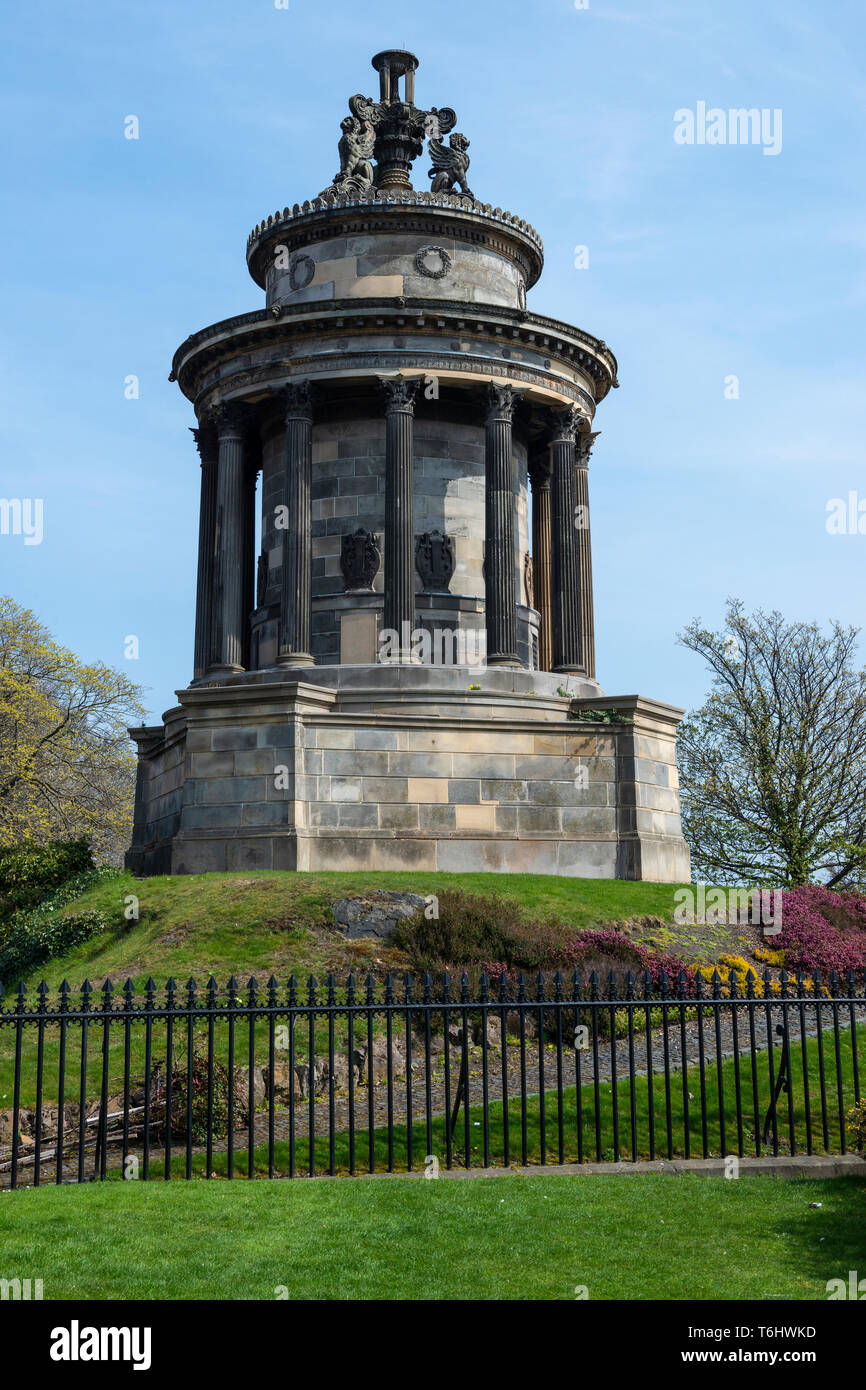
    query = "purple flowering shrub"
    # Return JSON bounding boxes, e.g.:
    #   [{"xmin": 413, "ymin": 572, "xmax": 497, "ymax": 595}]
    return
[
  {"xmin": 393, "ymin": 884, "xmax": 866, "ymax": 998},
  {"xmin": 773, "ymin": 884, "xmax": 866, "ymax": 978}
]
